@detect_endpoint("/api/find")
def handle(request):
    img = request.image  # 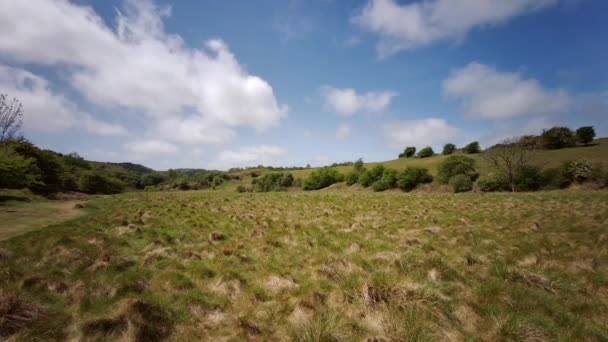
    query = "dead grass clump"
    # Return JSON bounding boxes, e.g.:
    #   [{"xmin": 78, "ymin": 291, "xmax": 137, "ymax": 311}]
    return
[
  {"xmin": 289, "ymin": 310, "xmax": 348, "ymax": 342},
  {"xmin": 124, "ymin": 300, "xmax": 173, "ymax": 341},
  {"xmin": 508, "ymin": 270, "xmax": 557, "ymax": 294},
  {"xmin": 0, "ymin": 291, "xmax": 43, "ymax": 339},
  {"xmin": 0, "ymin": 247, "xmax": 12, "ymax": 261},
  {"xmin": 81, "ymin": 316, "xmax": 128, "ymax": 339},
  {"xmin": 210, "ymin": 231, "xmax": 225, "ymax": 241},
  {"xmin": 265, "ymin": 275, "xmax": 298, "ymax": 292},
  {"xmin": 239, "ymin": 317, "xmax": 263, "ymax": 336}
]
